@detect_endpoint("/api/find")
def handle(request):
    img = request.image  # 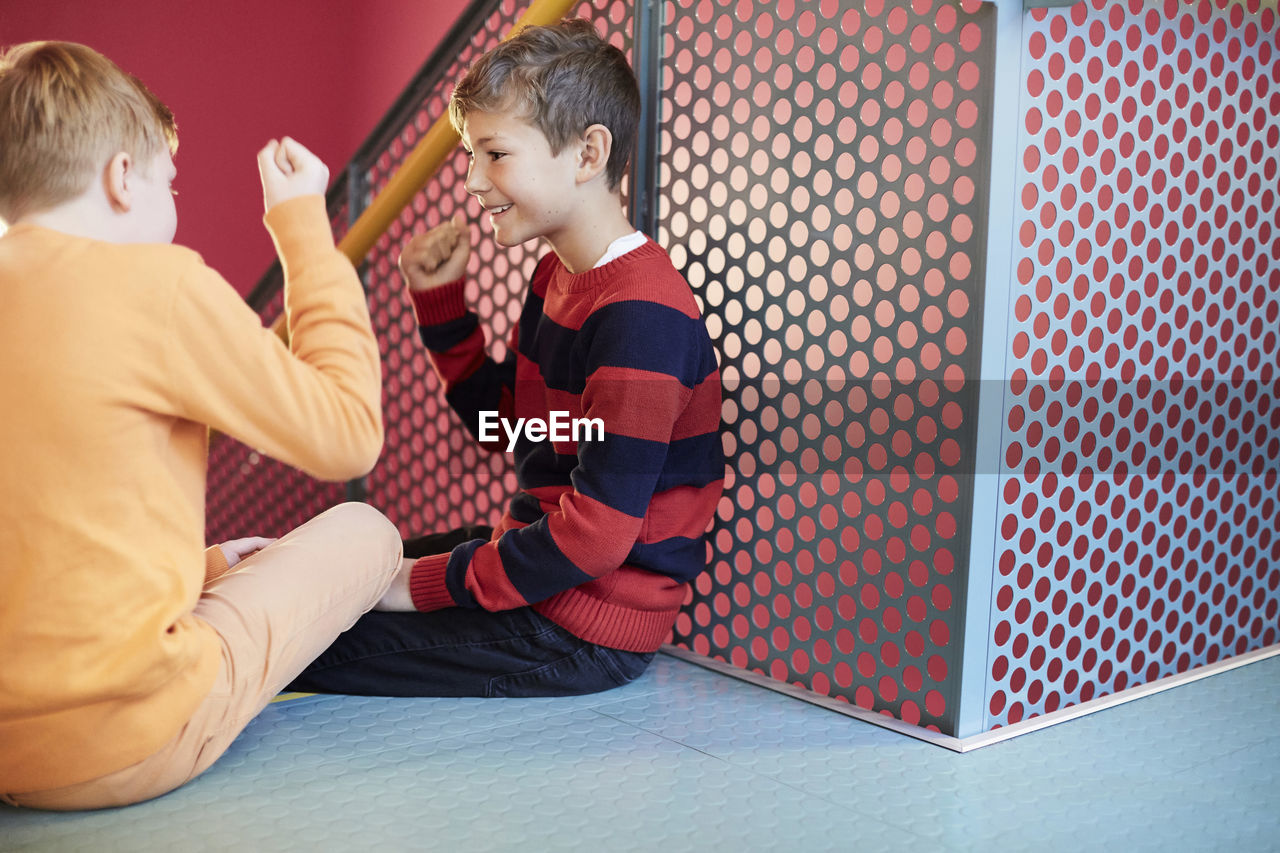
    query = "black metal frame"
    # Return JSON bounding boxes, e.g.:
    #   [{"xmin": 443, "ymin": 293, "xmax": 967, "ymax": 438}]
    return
[{"xmin": 628, "ymin": 0, "xmax": 662, "ymax": 237}]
